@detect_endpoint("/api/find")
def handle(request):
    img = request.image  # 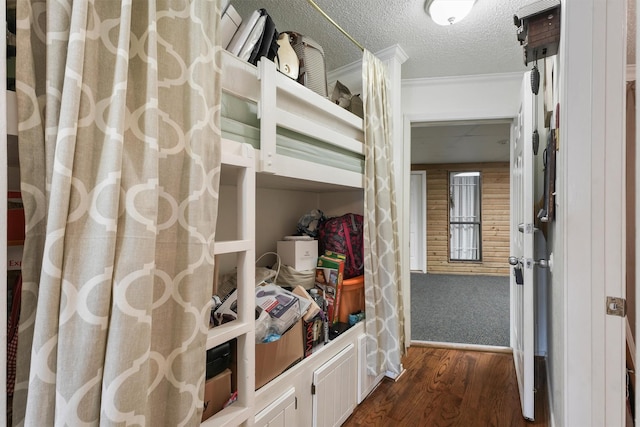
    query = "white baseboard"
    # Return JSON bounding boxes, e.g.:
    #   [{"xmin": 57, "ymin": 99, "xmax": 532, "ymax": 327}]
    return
[{"xmin": 410, "ymin": 339, "xmax": 513, "ymax": 354}]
